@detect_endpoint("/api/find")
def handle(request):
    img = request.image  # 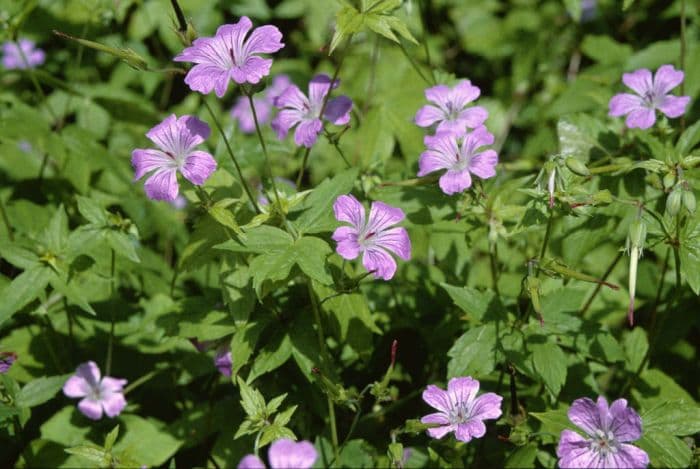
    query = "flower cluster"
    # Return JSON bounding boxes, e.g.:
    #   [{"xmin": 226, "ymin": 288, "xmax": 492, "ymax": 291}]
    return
[
  {"xmin": 272, "ymin": 74, "xmax": 353, "ymax": 148},
  {"xmin": 2, "ymin": 39, "xmax": 45, "ymax": 70},
  {"xmin": 231, "ymin": 74, "xmax": 292, "ymax": 134},
  {"xmin": 420, "ymin": 376, "xmax": 502, "ymax": 442},
  {"xmin": 557, "ymin": 396, "xmax": 648, "ymax": 468},
  {"xmin": 238, "ymin": 438, "xmax": 317, "ymax": 469},
  {"xmin": 609, "ymin": 65, "xmax": 690, "ymax": 129},
  {"xmin": 62, "ymin": 361, "xmax": 127, "ymax": 420},
  {"xmin": 332, "ymin": 194, "xmax": 411, "ymax": 280},
  {"xmin": 414, "ymin": 81, "xmax": 498, "ymax": 195}
]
